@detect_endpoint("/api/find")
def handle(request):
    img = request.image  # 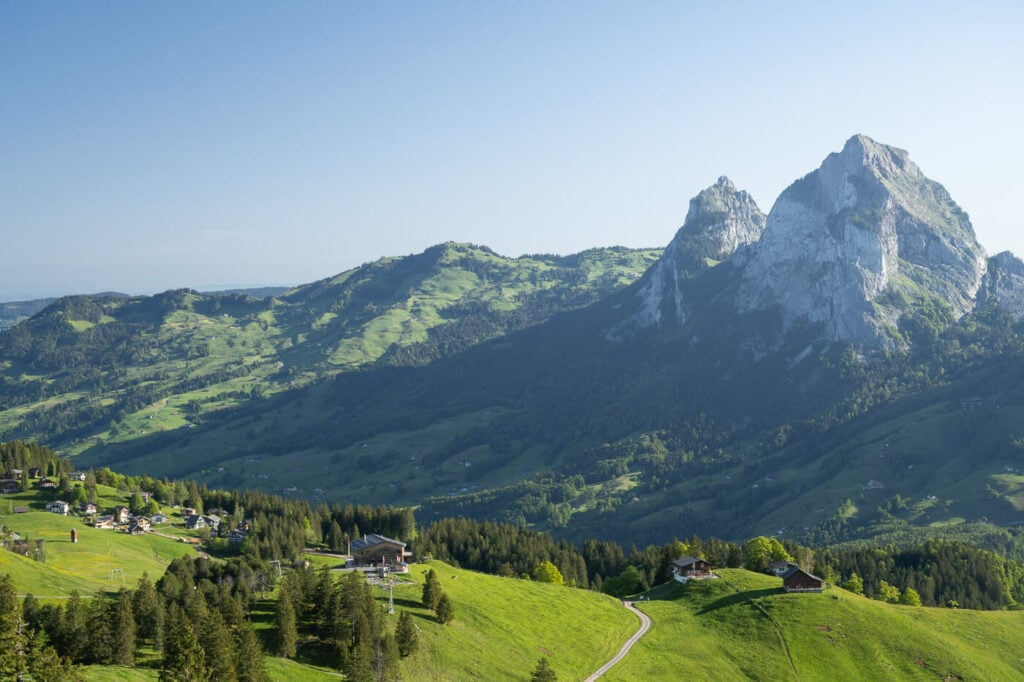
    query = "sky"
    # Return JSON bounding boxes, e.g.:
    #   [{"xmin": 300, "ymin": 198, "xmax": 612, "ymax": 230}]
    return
[{"xmin": 2, "ymin": 1, "xmax": 1022, "ymax": 300}]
